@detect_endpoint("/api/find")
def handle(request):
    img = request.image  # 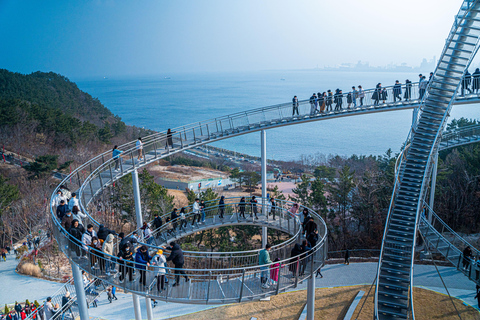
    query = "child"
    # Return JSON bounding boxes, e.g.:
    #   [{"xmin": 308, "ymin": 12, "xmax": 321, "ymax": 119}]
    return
[
  {"xmin": 270, "ymin": 258, "xmax": 282, "ymax": 286},
  {"xmin": 111, "ymin": 286, "xmax": 118, "ymax": 300},
  {"xmin": 107, "ymin": 288, "xmax": 113, "ymax": 303}
]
